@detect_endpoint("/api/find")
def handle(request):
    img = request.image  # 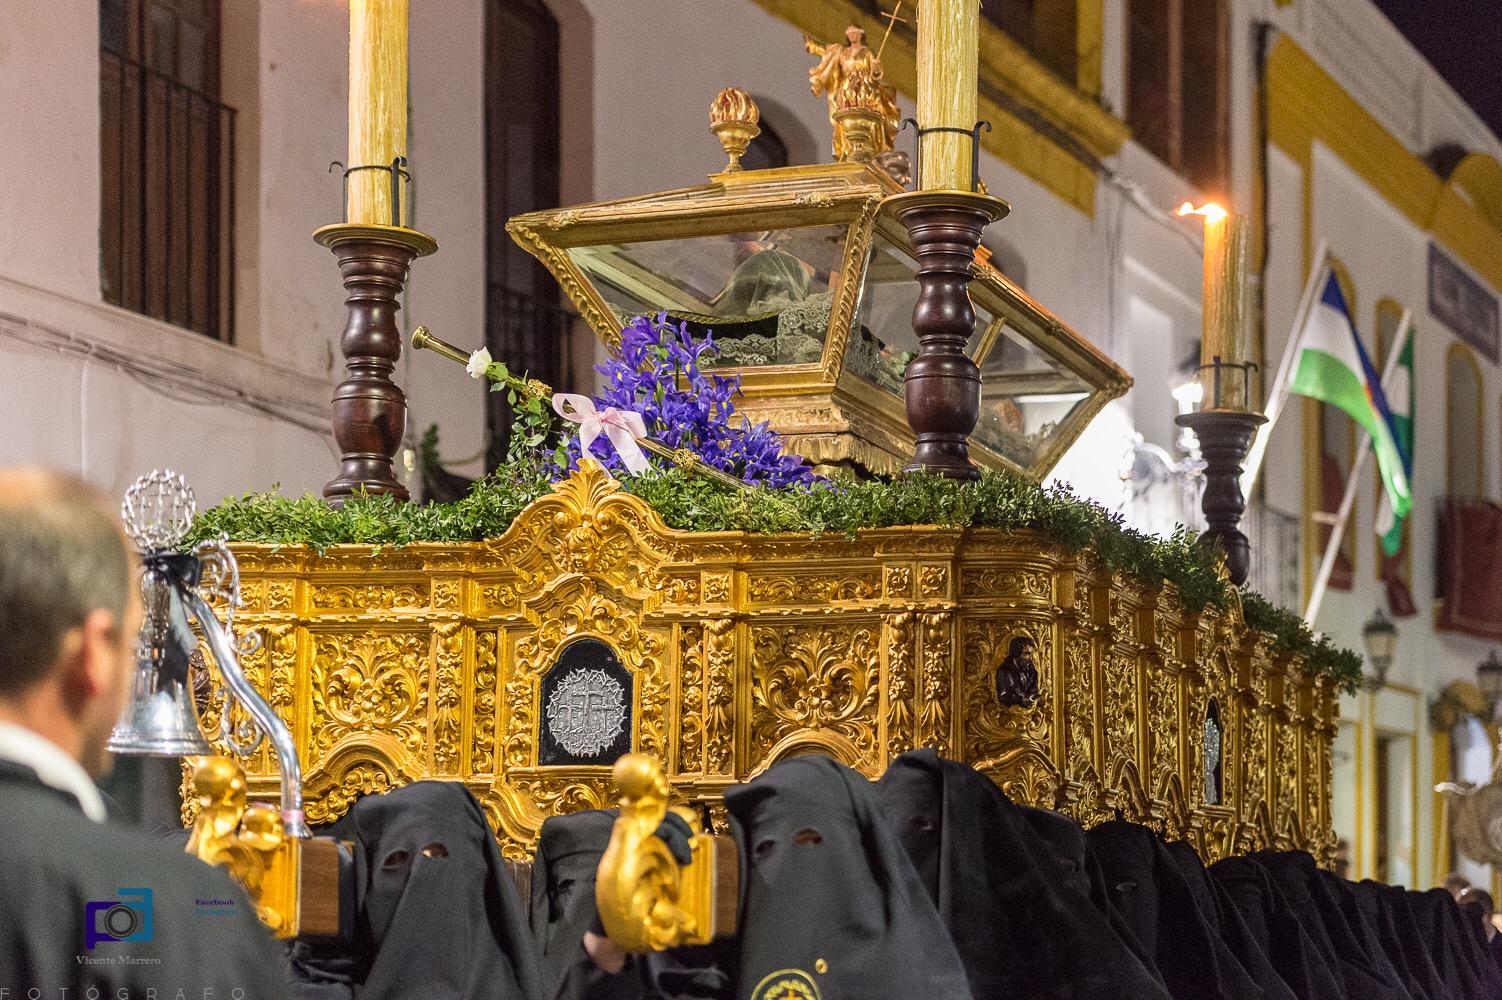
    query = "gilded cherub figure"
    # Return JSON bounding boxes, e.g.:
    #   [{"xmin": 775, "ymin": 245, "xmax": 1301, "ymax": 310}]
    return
[{"xmin": 804, "ymin": 25, "xmax": 900, "ymax": 160}]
